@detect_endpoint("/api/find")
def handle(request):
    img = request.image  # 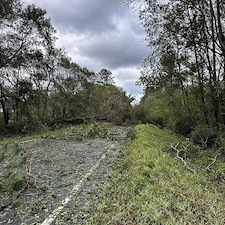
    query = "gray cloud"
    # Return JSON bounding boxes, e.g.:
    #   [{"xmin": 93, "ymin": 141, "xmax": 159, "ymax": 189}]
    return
[
  {"xmin": 24, "ymin": 0, "xmax": 124, "ymax": 34},
  {"xmin": 23, "ymin": 0, "xmax": 149, "ymax": 101},
  {"xmin": 78, "ymin": 32, "xmax": 148, "ymax": 69}
]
